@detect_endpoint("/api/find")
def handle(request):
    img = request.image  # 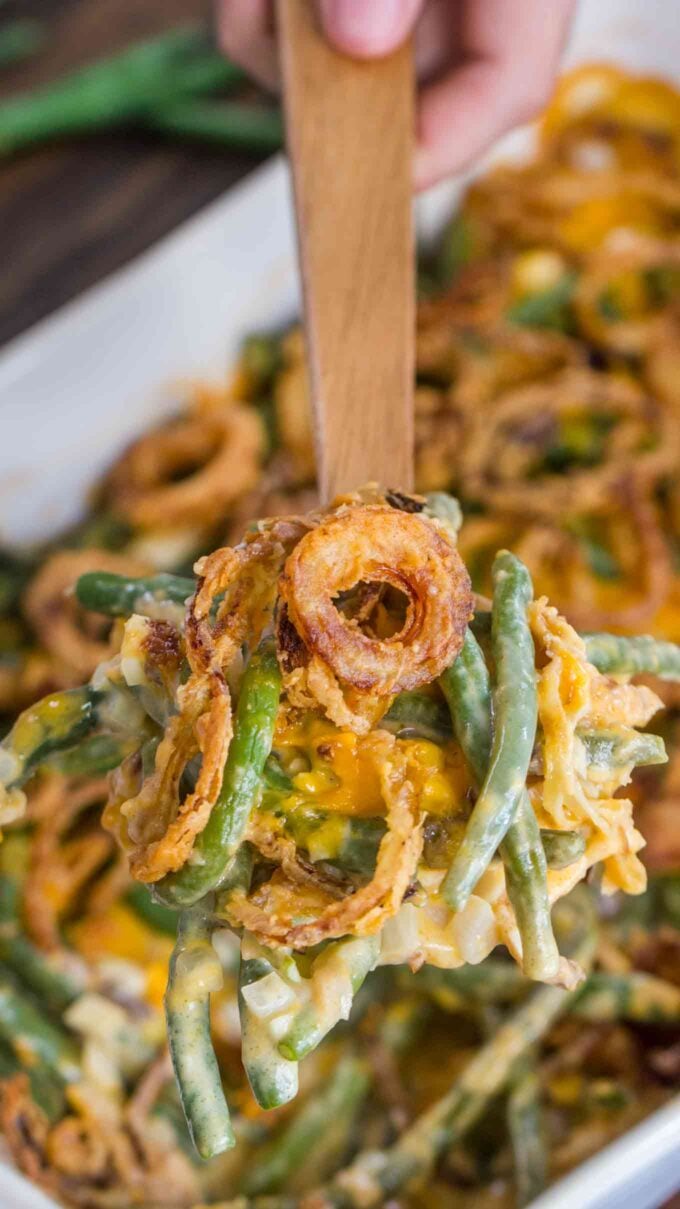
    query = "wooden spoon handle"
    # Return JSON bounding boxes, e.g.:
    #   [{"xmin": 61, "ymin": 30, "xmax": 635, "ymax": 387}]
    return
[{"xmin": 277, "ymin": 0, "xmax": 415, "ymax": 501}]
